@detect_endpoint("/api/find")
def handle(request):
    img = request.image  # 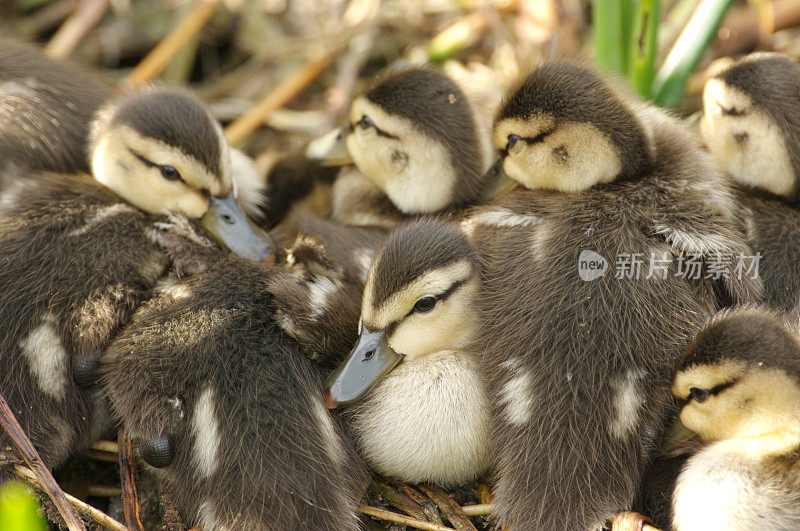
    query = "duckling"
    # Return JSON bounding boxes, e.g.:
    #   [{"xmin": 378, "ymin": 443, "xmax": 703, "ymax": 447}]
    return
[
  {"xmin": 0, "ymin": 38, "xmax": 267, "ymax": 220},
  {"xmin": 0, "ymin": 88, "xmax": 274, "ymax": 480},
  {"xmin": 671, "ymin": 307, "xmax": 800, "ymax": 530},
  {"xmin": 103, "ymin": 242, "xmax": 368, "ymax": 529},
  {"xmin": 700, "ymin": 52, "xmax": 800, "ymax": 311},
  {"xmin": 324, "ymin": 219, "xmax": 492, "ymax": 486},
  {"xmin": 0, "ymin": 37, "xmax": 112, "ymax": 174},
  {"xmin": 470, "ymin": 61, "xmax": 761, "ymax": 529},
  {"xmin": 306, "ymin": 67, "xmax": 497, "ymax": 224}
]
